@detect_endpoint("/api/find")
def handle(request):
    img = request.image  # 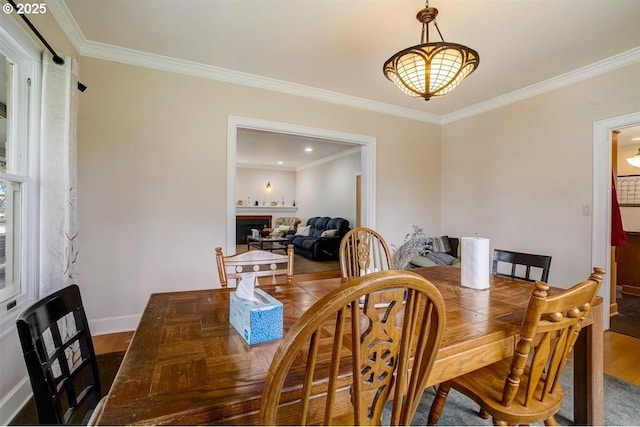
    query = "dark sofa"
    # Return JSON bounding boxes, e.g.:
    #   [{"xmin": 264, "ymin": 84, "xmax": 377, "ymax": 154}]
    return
[{"xmin": 286, "ymin": 216, "xmax": 350, "ymax": 261}]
